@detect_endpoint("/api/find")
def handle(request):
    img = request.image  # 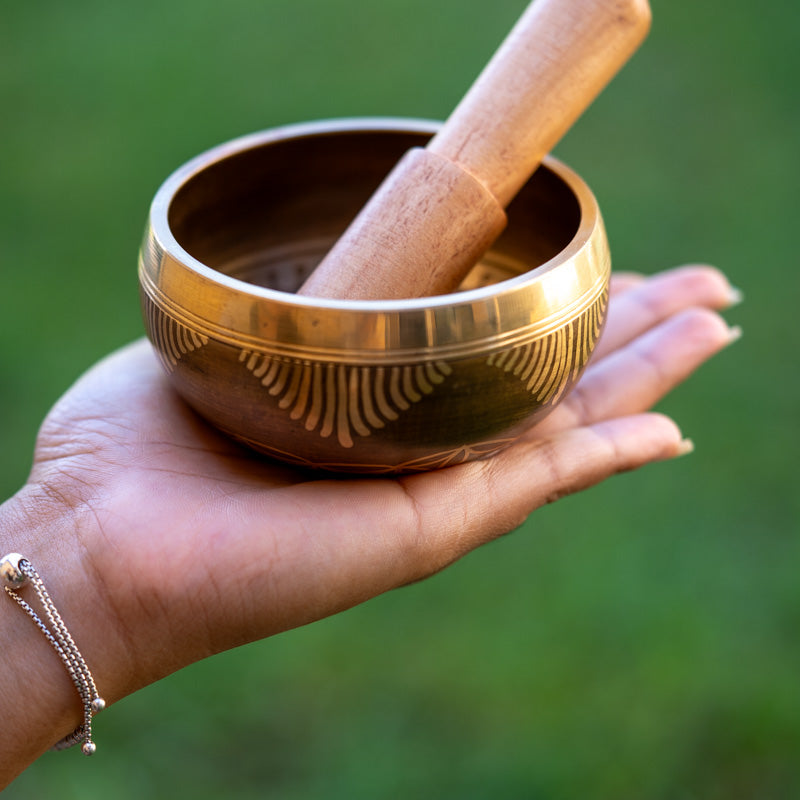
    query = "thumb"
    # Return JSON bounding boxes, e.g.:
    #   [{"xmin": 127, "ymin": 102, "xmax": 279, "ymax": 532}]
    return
[{"xmin": 399, "ymin": 412, "xmax": 690, "ymax": 570}]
